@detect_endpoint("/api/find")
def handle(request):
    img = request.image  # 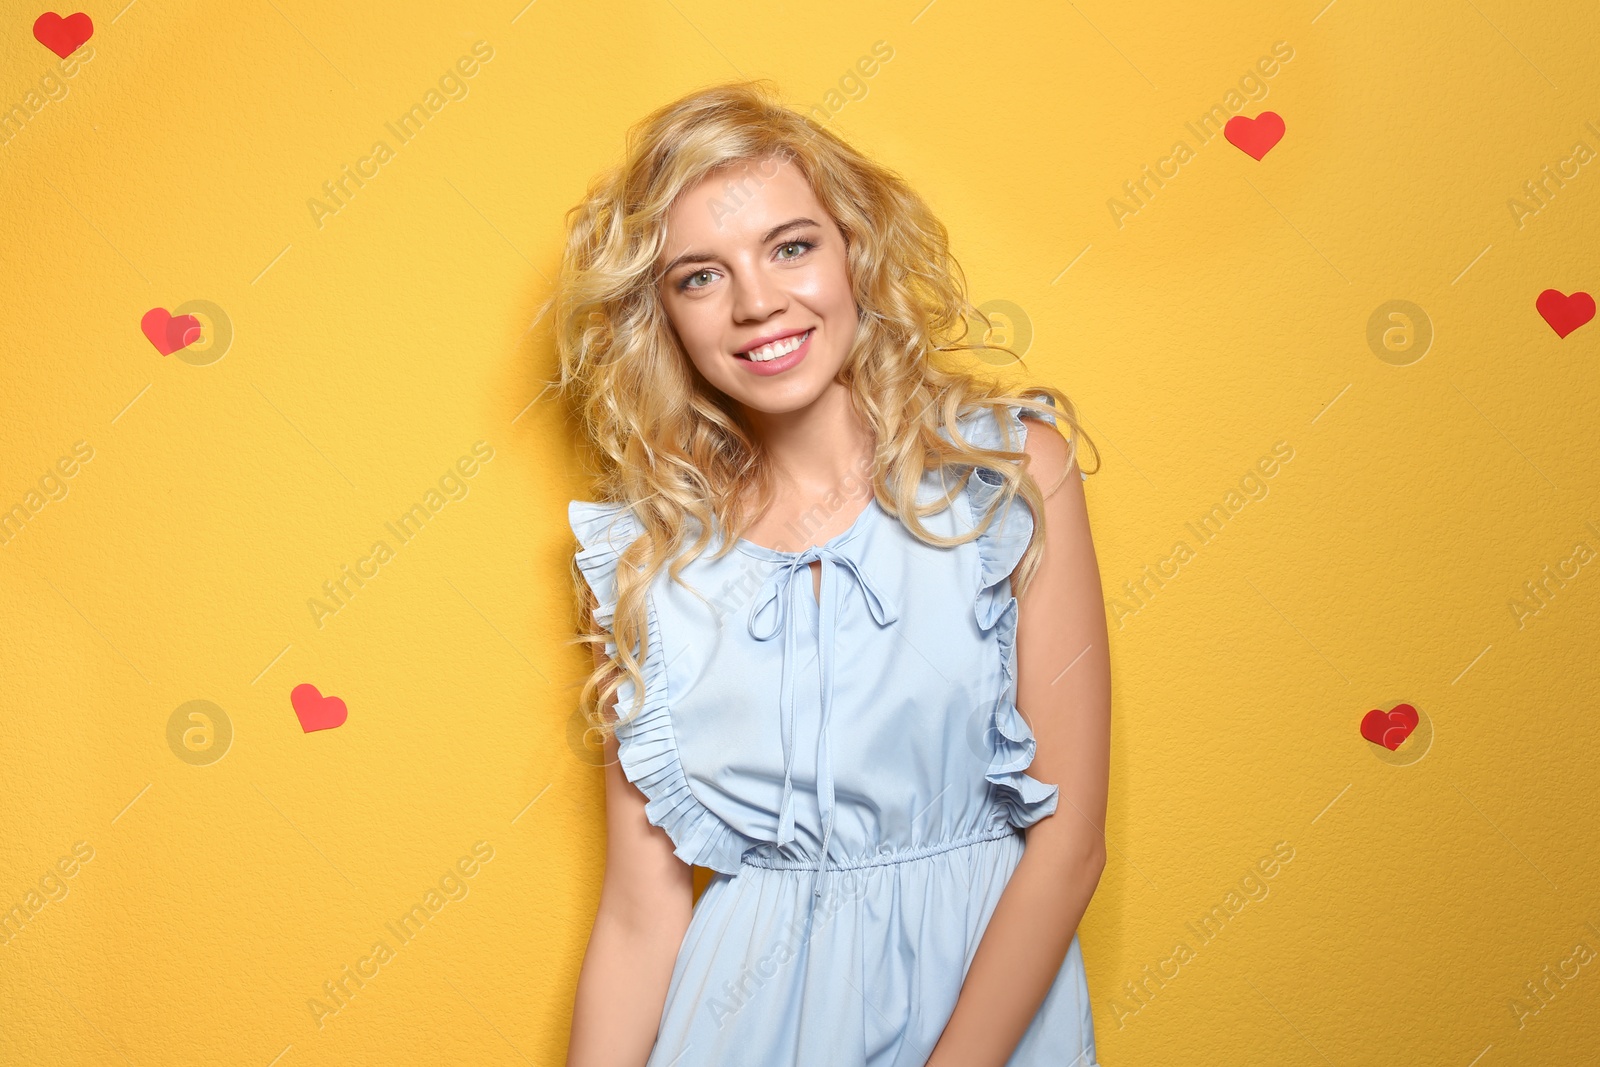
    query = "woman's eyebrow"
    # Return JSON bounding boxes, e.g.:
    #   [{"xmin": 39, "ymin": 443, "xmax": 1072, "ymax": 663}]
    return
[{"xmin": 660, "ymin": 217, "xmax": 820, "ymax": 276}]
